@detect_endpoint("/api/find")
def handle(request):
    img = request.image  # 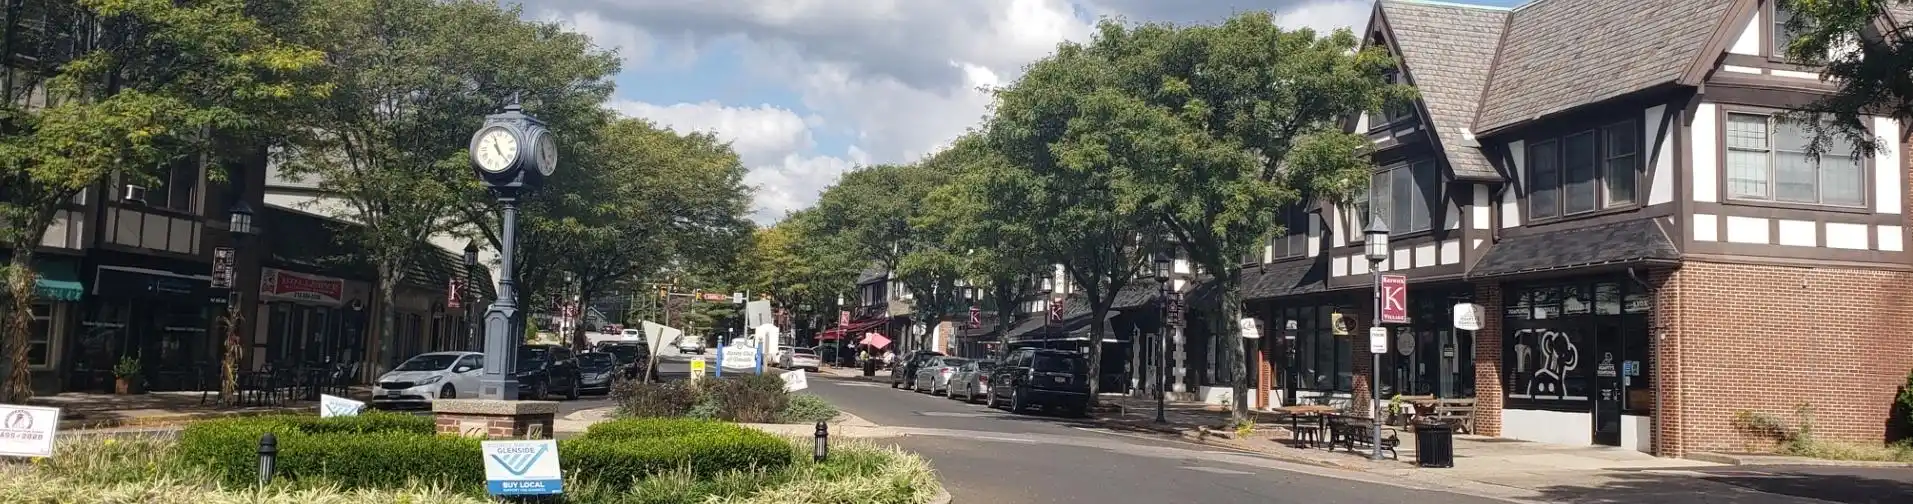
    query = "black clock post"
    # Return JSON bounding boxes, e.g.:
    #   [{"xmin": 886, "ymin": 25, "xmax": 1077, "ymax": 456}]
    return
[{"xmin": 433, "ymin": 95, "xmax": 562, "ymax": 439}]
